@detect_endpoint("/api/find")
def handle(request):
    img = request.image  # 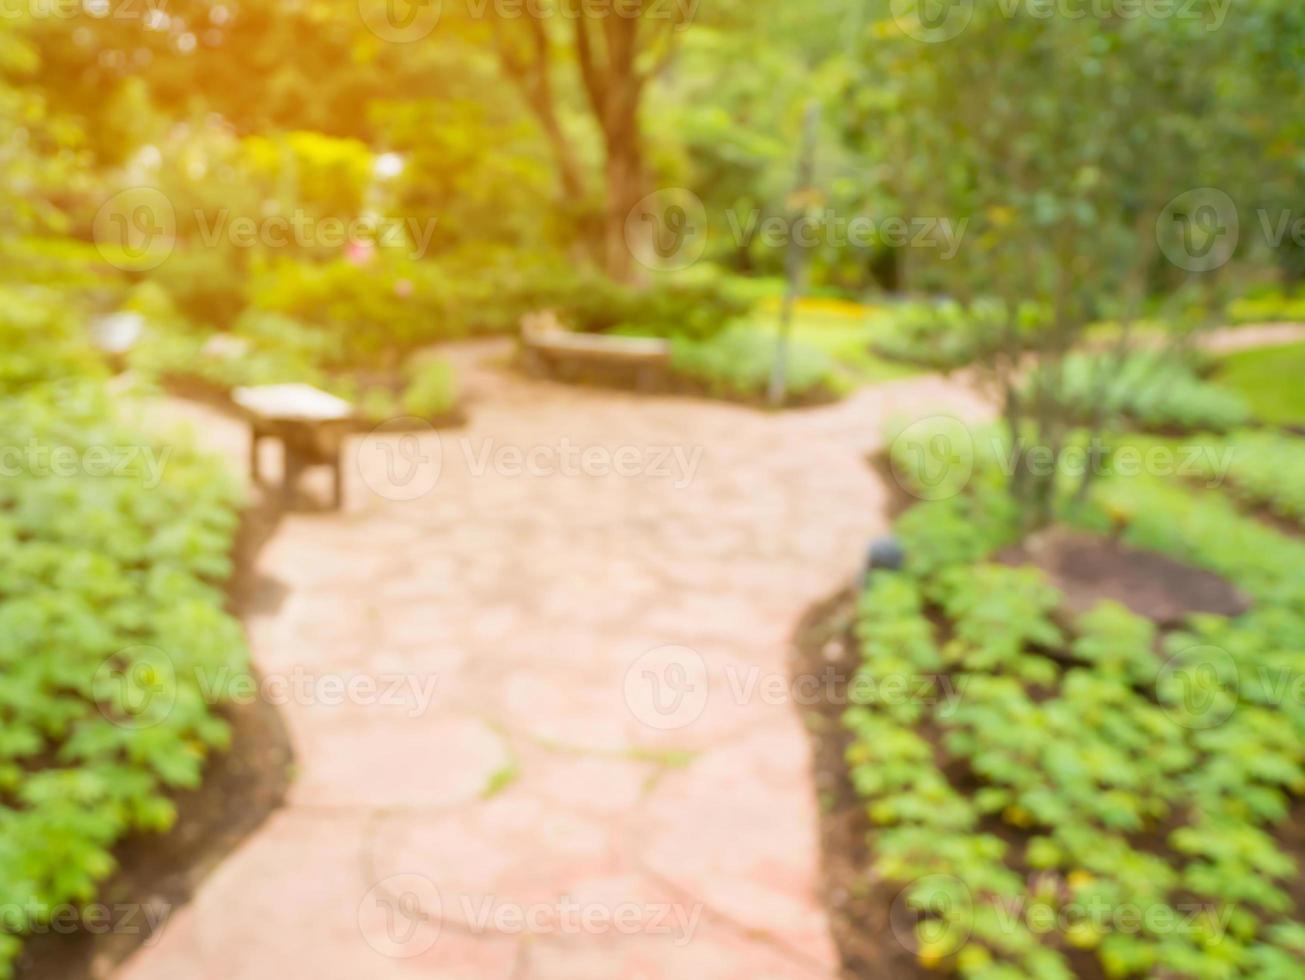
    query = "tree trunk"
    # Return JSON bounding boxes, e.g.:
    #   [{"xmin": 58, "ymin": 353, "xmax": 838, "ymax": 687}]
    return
[
  {"xmin": 603, "ymin": 135, "xmax": 645, "ymax": 283},
  {"xmin": 575, "ymin": 15, "xmax": 648, "ymax": 284}
]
